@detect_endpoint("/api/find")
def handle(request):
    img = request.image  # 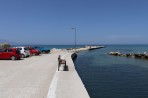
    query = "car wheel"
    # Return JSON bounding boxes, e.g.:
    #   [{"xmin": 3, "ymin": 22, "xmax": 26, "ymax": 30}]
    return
[
  {"xmin": 21, "ymin": 54, "xmax": 25, "ymax": 58},
  {"xmin": 10, "ymin": 56, "xmax": 16, "ymax": 60}
]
